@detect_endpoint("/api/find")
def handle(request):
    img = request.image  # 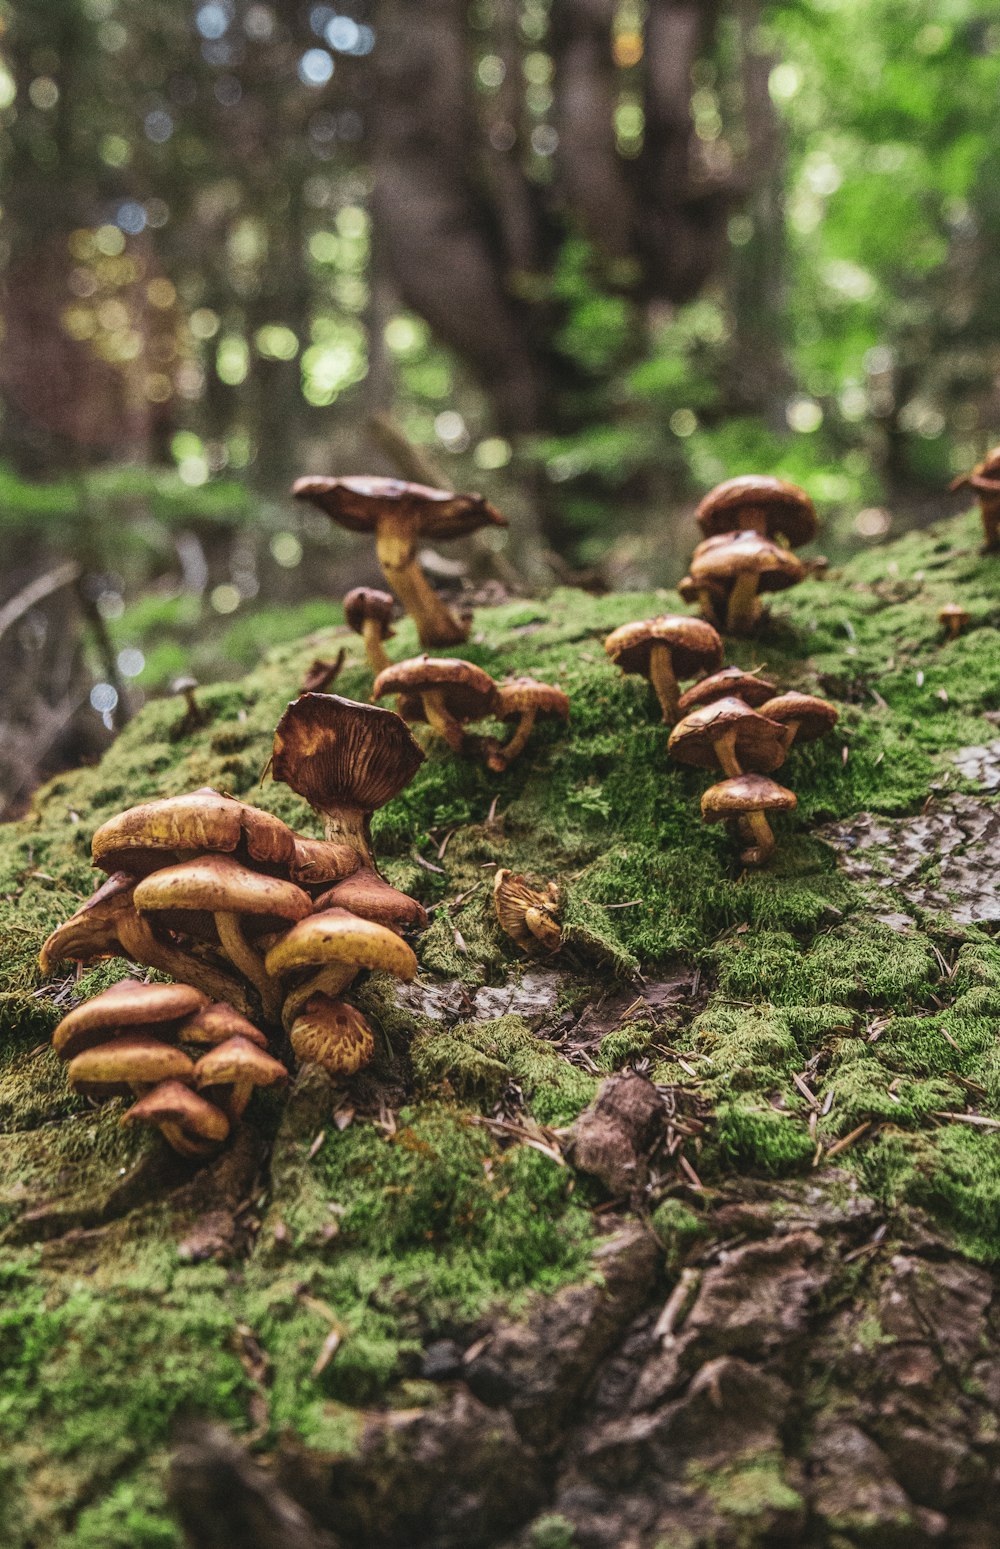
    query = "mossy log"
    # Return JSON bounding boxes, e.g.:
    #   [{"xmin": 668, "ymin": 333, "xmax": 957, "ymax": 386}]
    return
[{"xmin": 3, "ymin": 510, "xmax": 1000, "ymax": 1547}]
